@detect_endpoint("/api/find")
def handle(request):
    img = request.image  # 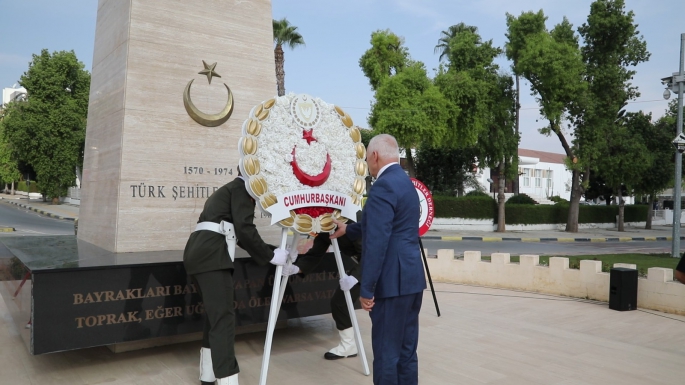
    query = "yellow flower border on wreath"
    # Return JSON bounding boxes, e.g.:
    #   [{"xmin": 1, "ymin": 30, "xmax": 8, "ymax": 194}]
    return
[{"xmin": 239, "ymin": 97, "xmax": 367, "ymax": 234}]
